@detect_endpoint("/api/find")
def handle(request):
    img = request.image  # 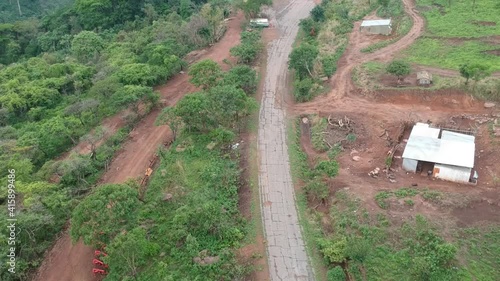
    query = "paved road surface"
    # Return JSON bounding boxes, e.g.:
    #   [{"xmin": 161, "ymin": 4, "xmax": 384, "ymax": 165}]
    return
[{"xmin": 258, "ymin": 0, "xmax": 315, "ymax": 280}]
